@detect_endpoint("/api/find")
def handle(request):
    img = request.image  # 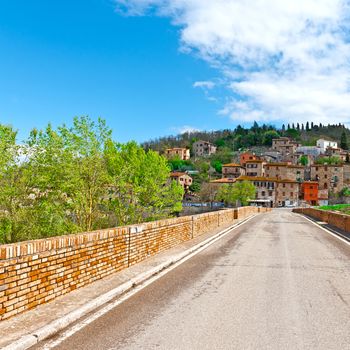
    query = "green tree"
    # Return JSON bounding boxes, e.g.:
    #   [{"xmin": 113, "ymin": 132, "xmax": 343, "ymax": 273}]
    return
[
  {"xmin": 0, "ymin": 125, "xmax": 30, "ymax": 243},
  {"xmin": 211, "ymin": 160, "xmax": 222, "ymax": 173},
  {"xmin": 340, "ymin": 131, "xmax": 348, "ymax": 150},
  {"xmin": 315, "ymin": 156, "xmax": 343, "ymax": 165},
  {"xmin": 299, "ymin": 155, "xmax": 308, "ymax": 166},
  {"xmin": 105, "ymin": 141, "xmax": 184, "ymax": 225},
  {"xmin": 216, "ymin": 181, "xmax": 256, "ymax": 206},
  {"xmin": 262, "ymin": 130, "xmax": 280, "ymax": 146}
]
